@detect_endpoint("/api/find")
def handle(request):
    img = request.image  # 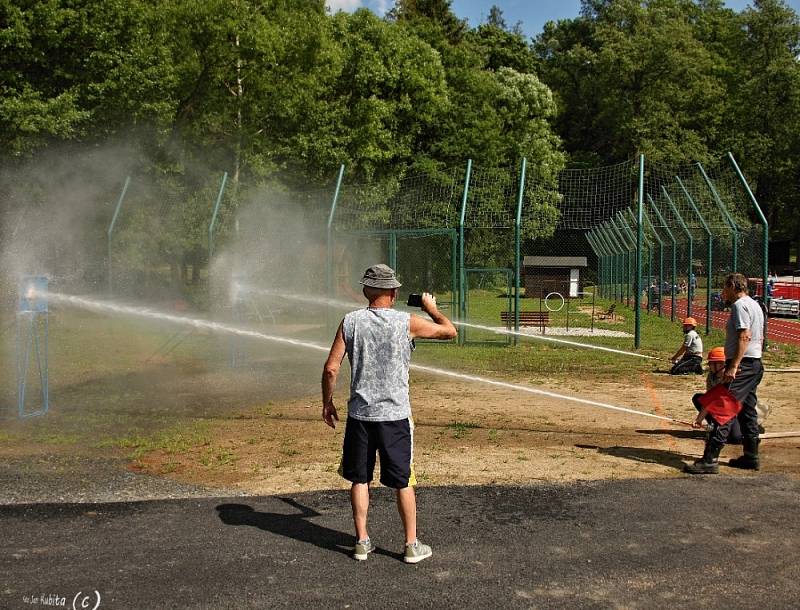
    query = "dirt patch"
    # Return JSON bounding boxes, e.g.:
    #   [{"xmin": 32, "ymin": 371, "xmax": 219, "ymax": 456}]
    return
[
  {"xmin": 578, "ymin": 305, "xmax": 626, "ymax": 323},
  {"xmin": 131, "ymin": 370, "xmax": 800, "ymax": 495}
]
